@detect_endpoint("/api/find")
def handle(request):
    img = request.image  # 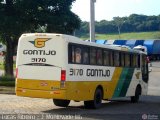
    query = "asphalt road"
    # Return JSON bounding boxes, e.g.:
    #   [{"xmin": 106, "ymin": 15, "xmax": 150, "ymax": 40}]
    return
[{"xmin": 0, "ymin": 62, "xmax": 160, "ymax": 120}]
